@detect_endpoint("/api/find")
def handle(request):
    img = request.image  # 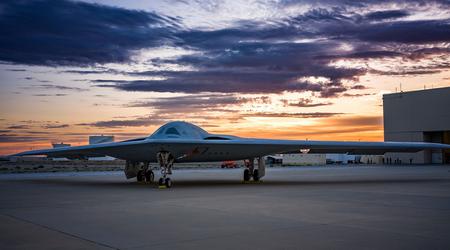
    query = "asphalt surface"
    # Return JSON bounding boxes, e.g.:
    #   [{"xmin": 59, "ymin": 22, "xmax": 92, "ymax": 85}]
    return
[{"xmin": 1, "ymin": 165, "xmax": 450, "ymax": 249}]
